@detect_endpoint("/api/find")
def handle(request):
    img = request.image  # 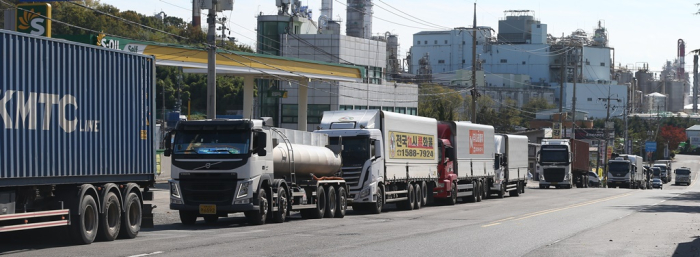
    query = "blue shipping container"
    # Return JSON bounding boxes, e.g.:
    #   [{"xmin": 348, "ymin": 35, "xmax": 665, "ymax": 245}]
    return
[{"xmin": 0, "ymin": 30, "xmax": 155, "ymax": 186}]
